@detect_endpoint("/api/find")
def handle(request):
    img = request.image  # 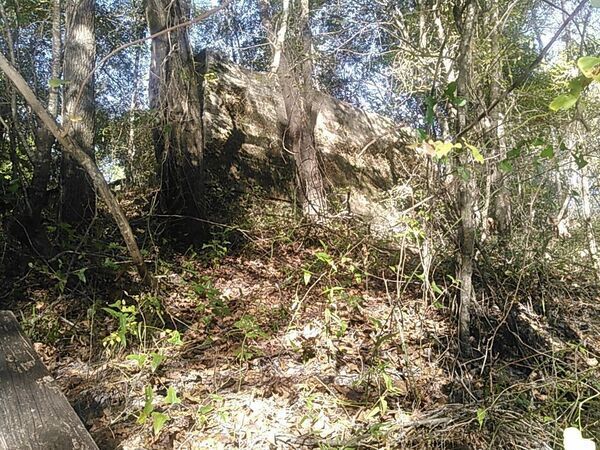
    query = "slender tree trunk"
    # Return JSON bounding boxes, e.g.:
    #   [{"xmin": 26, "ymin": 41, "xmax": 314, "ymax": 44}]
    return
[
  {"xmin": 30, "ymin": 0, "xmax": 61, "ymax": 220},
  {"xmin": 455, "ymin": 0, "xmax": 477, "ymax": 357},
  {"xmin": 147, "ymin": 0, "xmax": 204, "ymax": 219},
  {"xmin": 257, "ymin": 0, "xmax": 287, "ymax": 73},
  {"xmin": 486, "ymin": 0, "xmax": 510, "ymax": 235},
  {"xmin": 125, "ymin": 41, "xmax": 143, "ymax": 188},
  {"xmin": 276, "ymin": 0, "xmax": 326, "ymax": 218},
  {"xmin": 60, "ymin": 0, "xmax": 96, "ymax": 224}
]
